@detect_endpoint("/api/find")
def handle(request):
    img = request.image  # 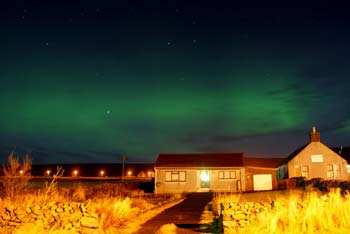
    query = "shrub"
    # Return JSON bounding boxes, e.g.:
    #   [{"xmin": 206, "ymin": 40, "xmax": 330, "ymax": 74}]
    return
[{"xmin": 96, "ymin": 197, "xmax": 137, "ymax": 229}]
